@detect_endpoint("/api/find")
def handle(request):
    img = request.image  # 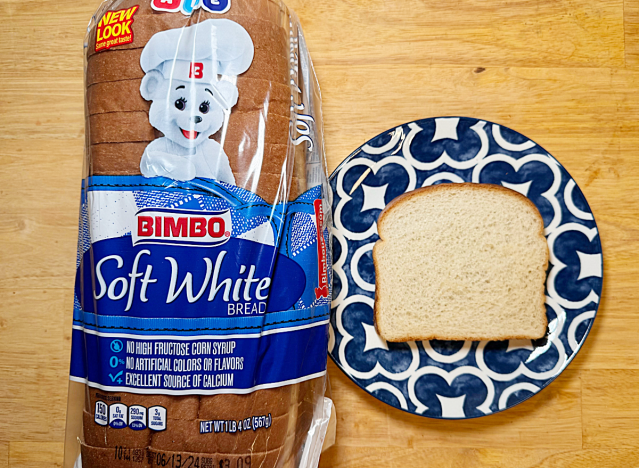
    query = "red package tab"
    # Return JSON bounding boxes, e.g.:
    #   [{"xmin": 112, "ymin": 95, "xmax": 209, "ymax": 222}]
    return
[{"xmin": 314, "ymin": 199, "xmax": 329, "ymax": 299}]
